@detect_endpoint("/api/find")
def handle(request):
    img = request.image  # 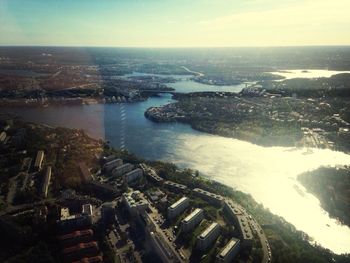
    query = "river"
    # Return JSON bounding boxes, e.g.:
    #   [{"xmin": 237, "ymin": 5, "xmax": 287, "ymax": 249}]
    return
[{"xmin": 1, "ymin": 70, "xmax": 350, "ymax": 254}]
